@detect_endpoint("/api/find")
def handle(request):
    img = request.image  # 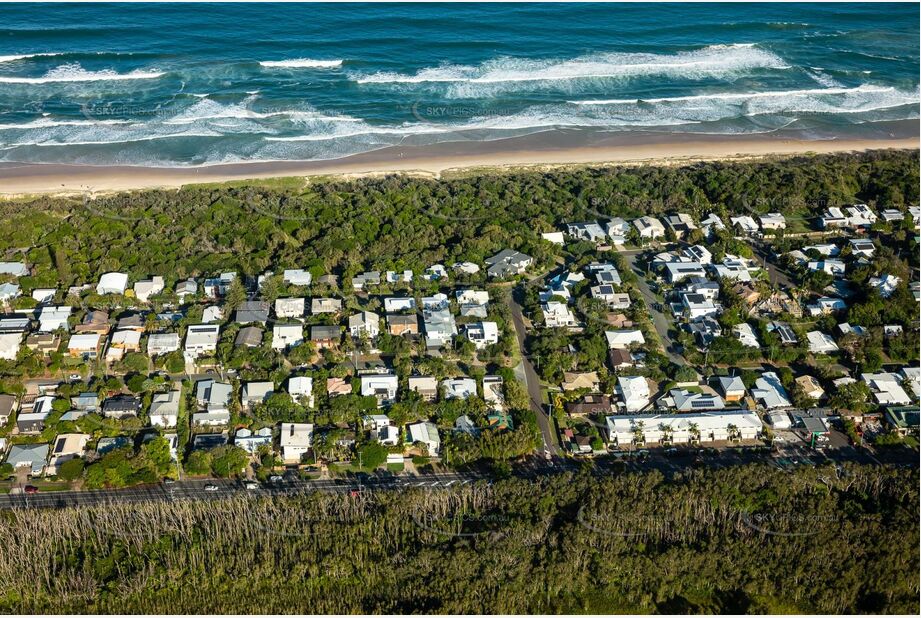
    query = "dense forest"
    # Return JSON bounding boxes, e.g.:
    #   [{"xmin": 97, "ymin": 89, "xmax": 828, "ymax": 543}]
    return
[
  {"xmin": 0, "ymin": 464, "xmax": 917, "ymax": 614},
  {"xmin": 1, "ymin": 149, "xmax": 917, "ymax": 297}
]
